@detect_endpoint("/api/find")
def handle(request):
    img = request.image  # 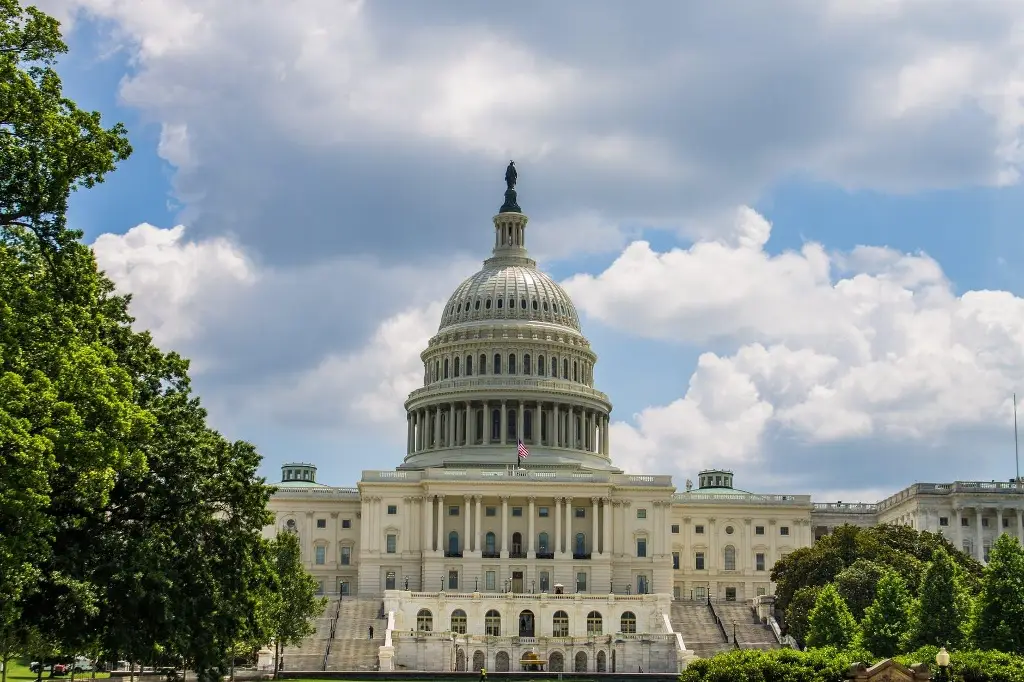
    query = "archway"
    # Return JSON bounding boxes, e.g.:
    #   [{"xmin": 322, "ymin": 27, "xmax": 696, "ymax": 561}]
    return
[
  {"xmin": 495, "ymin": 651, "xmax": 510, "ymax": 672},
  {"xmin": 597, "ymin": 650, "xmax": 607, "ymax": 672},
  {"xmin": 455, "ymin": 649, "xmax": 466, "ymax": 672},
  {"xmin": 548, "ymin": 652, "xmax": 564, "ymax": 672},
  {"xmin": 574, "ymin": 651, "xmax": 588, "ymax": 672},
  {"xmin": 472, "ymin": 651, "xmax": 485, "ymax": 672},
  {"xmin": 518, "ymin": 610, "xmax": 535, "ymax": 637}
]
